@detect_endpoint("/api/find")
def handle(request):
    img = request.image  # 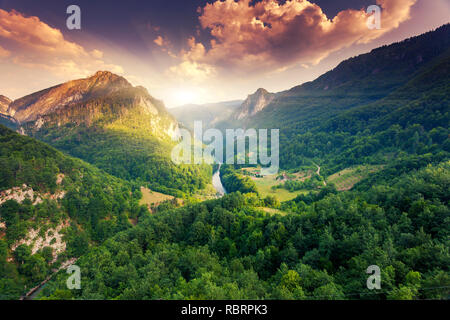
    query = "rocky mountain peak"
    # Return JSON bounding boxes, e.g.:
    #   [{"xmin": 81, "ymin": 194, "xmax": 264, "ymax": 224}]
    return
[
  {"xmin": 7, "ymin": 71, "xmax": 132, "ymax": 122},
  {"xmin": 254, "ymin": 88, "xmax": 269, "ymax": 95},
  {"xmin": 89, "ymin": 71, "xmax": 129, "ymax": 86},
  {"xmin": 93, "ymin": 70, "xmax": 112, "ymax": 77},
  {"xmin": 234, "ymin": 88, "xmax": 275, "ymax": 120},
  {"xmin": 4, "ymin": 72, "xmax": 179, "ymax": 141}
]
